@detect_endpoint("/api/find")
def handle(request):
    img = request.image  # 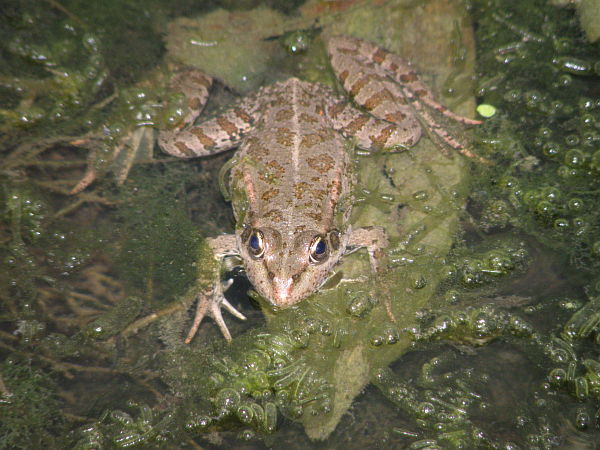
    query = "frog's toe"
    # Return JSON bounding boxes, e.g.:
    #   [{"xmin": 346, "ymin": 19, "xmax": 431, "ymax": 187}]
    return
[
  {"xmin": 70, "ymin": 166, "xmax": 97, "ymax": 195},
  {"xmin": 184, "ymin": 293, "xmax": 246, "ymax": 344},
  {"xmin": 221, "ymin": 298, "xmax": 247, "ymax": 321},
  {"xmin": 210, "ymin": 301, "xmax": 234, "ymax": 343}
]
